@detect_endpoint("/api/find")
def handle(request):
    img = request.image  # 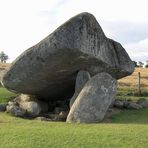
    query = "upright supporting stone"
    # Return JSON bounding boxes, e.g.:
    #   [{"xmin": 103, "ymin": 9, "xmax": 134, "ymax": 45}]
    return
[
  {"xmin": 67, "ymin": 72, "xmax": 117, "ymax": 123},
  {"xmin": 70, "ymin": 70, "xmax": 91, "ymax": 108}
]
